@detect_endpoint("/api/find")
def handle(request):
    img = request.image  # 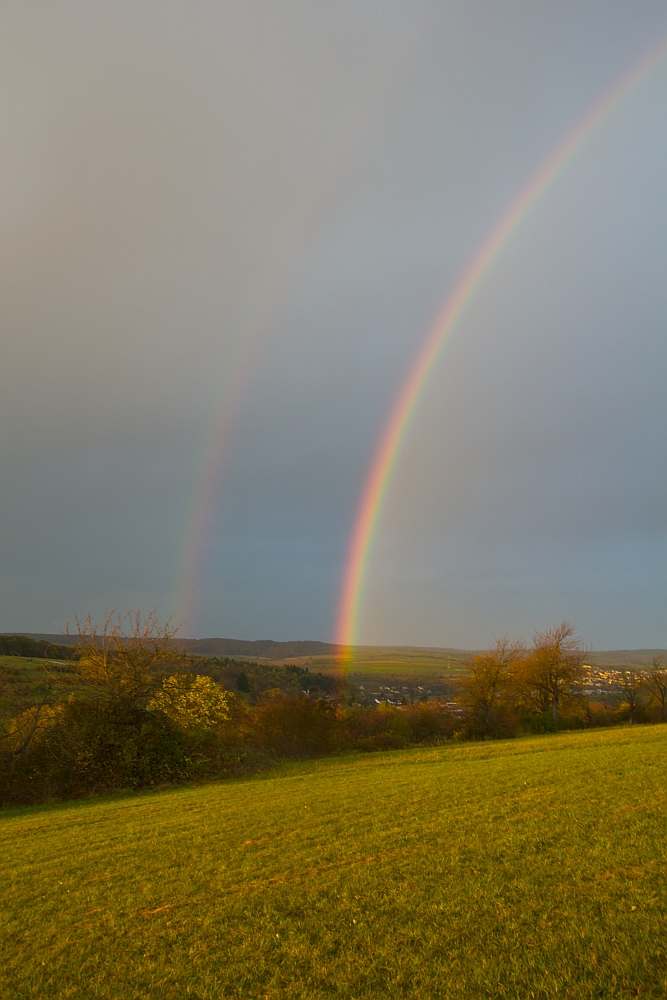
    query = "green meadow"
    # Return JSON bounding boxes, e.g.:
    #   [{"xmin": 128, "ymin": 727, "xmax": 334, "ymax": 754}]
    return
[
  {"xmin": 0, "ymin": 655, "xmax": 67, "ymax": 686},
  {"xmin": 281, "ymin": 646, "xmax": 469, "ymax": 696},
  {"xmin": 3, "ymin": 725, "xmax": 666, "ymax": 999},
  {"xmin": 0, "ymin": 655, "xmax": 76, "ymax": 705},
  {"xmin": 283, "ymin": 646, "xmax": 469, "ymax": 676}
]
